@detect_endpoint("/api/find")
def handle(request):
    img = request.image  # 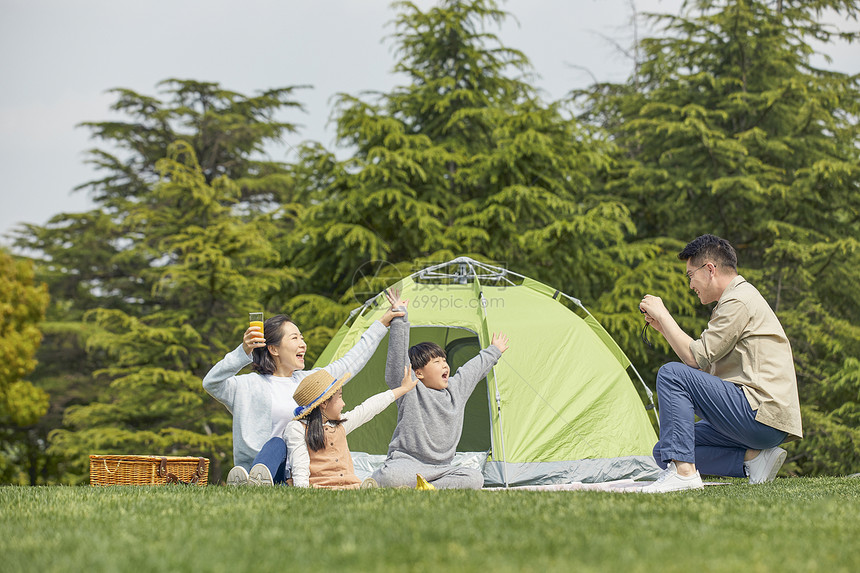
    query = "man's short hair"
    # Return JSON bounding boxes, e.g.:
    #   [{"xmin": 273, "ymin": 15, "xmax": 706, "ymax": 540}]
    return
[
  {"xmin": 409, "ymin": 342, "xmax": 446, "ymax": 370},
  {"xmin": 678, "ymin": 234, "xmax": 738, "ymax": 271}
]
